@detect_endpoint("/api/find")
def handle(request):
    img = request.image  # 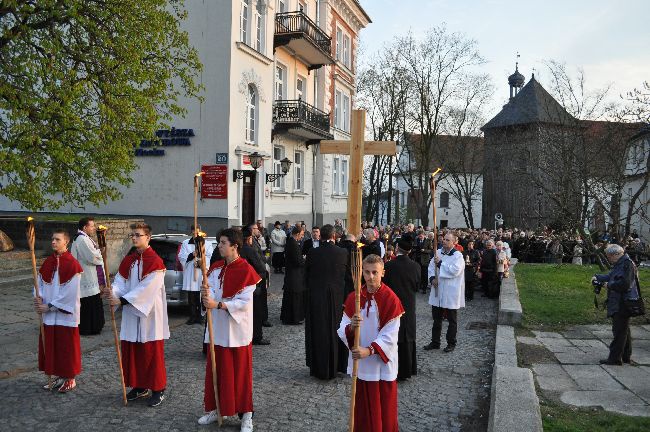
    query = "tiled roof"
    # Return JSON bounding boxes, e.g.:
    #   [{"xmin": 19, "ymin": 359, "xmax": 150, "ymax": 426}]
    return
[{"xmin": 482, "ymin": 76, "xmax": 576, "ymax": 130}]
